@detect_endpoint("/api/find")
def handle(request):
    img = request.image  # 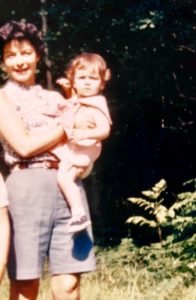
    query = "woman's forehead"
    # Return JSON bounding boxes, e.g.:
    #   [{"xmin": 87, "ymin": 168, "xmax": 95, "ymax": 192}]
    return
[{"xmin": 3, "ymin": 39, "xmax": 35, "ymax": 52}]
